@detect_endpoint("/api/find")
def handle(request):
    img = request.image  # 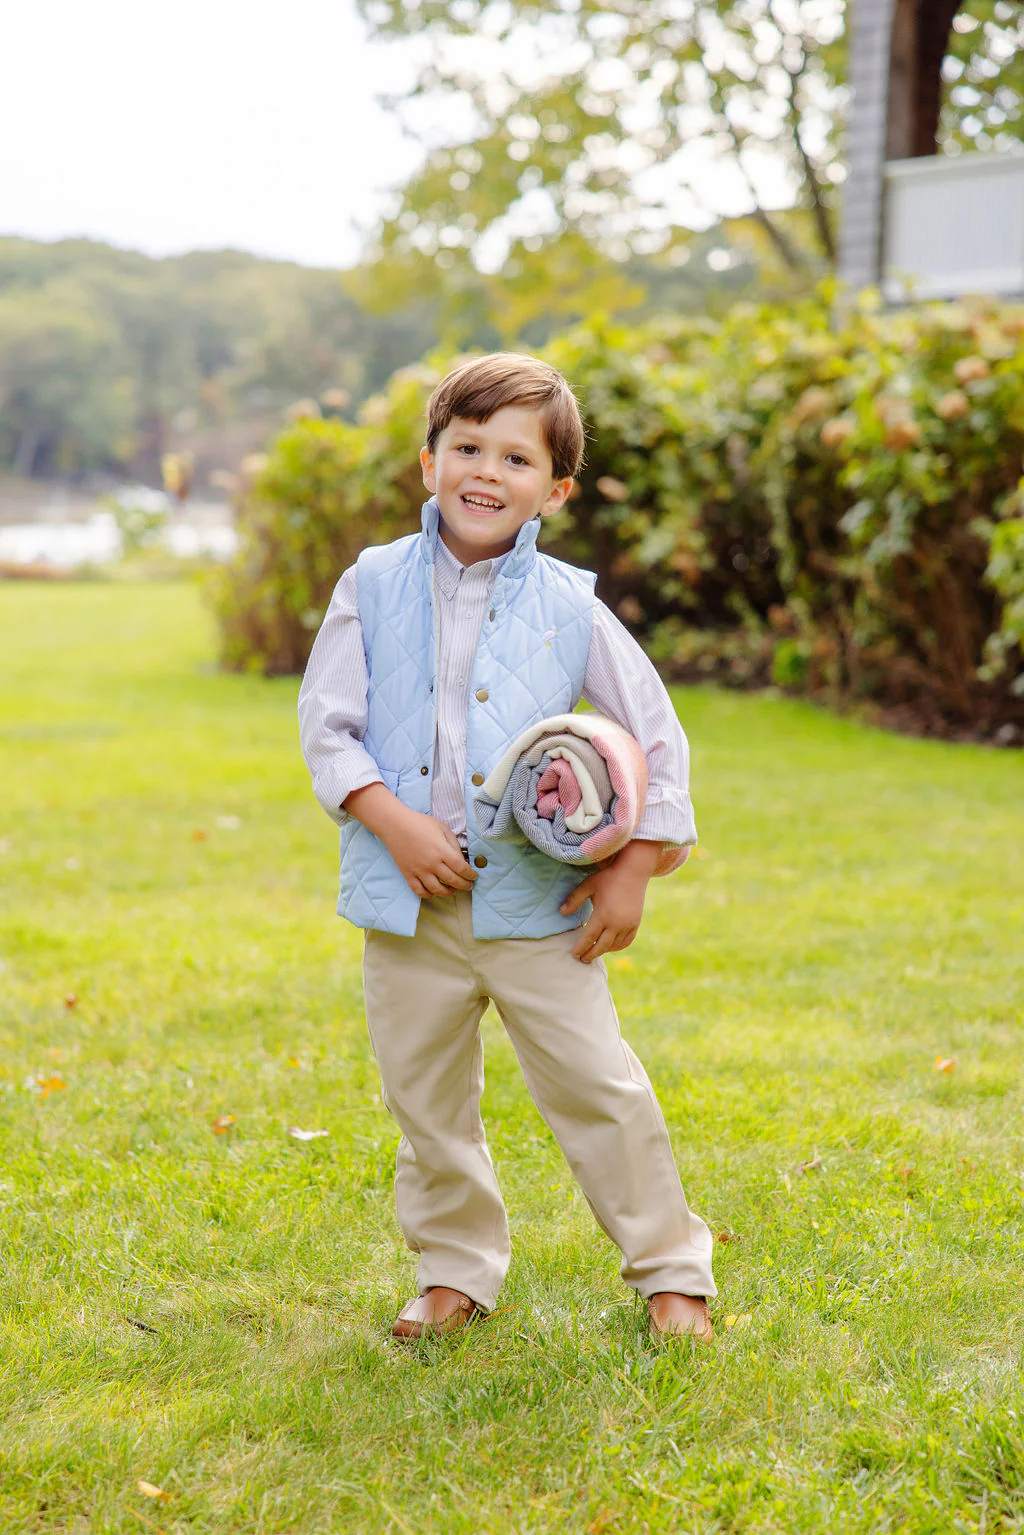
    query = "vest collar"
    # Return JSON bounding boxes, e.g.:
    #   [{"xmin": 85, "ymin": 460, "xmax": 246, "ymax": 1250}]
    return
[{"xmin": 420, "ymin": 495, "xmax": 539, "ymax": 588}]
